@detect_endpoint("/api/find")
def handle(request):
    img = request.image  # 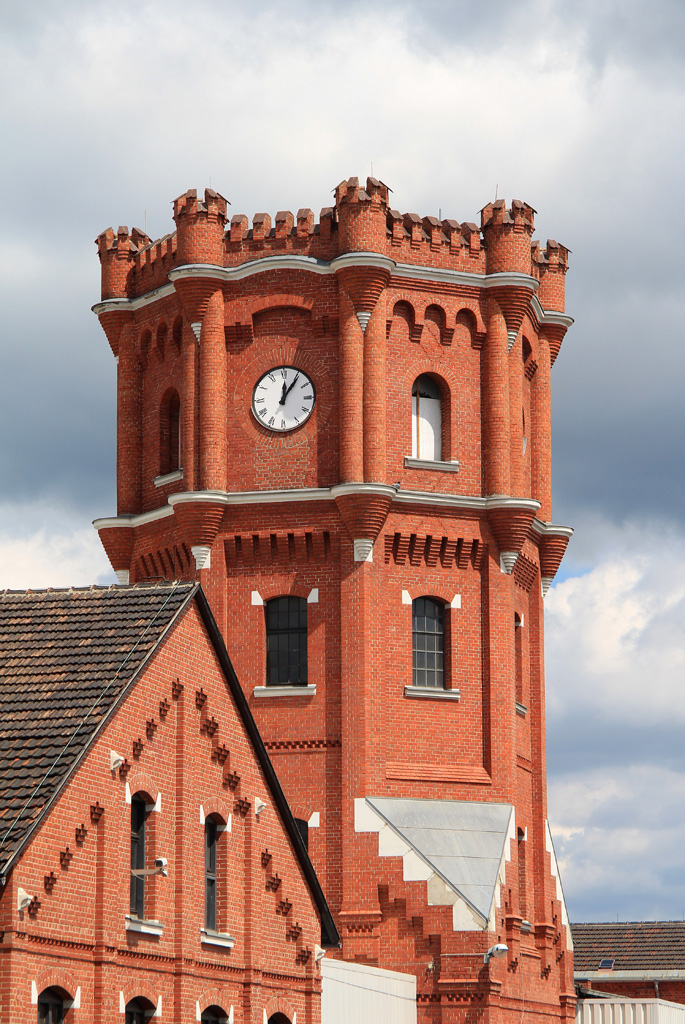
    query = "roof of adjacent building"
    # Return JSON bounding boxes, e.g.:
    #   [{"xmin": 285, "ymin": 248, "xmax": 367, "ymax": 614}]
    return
[
  {"xmin": 572, "ymin": 922, "xmax": 685, "ymax": 973},
  {"xmin": 0, "ymin": 582, "xmax": 339, "ymax": 946},
  {"xmin": 0, "ymin": 582, "xmax": 195, "ymax": 871}
]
